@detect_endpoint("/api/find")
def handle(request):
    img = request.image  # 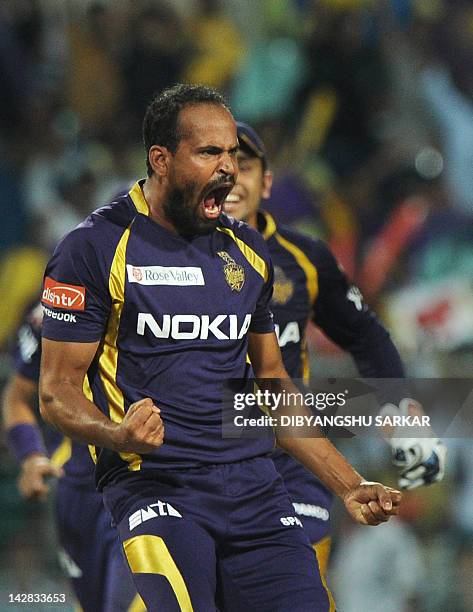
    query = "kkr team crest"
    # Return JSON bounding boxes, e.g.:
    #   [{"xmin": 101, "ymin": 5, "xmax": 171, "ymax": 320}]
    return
[
  {"xmin": 217, "ymin": 251, "xmax": 245, "ymax": 291},
  {"xmin": 272, "ymin": 266, "xmax": 294, "ymax": 305}
]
